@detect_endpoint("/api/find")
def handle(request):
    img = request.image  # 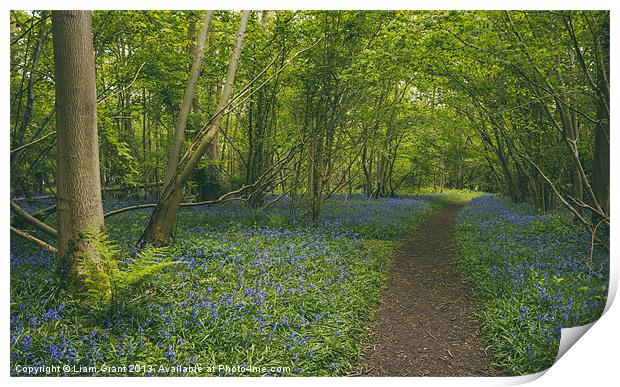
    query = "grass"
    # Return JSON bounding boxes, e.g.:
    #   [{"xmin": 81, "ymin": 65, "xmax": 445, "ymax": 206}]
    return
[
  {"xmin": 10, "ymin": 193, "xmax": 454, "ymax": 376},
  {"xmin": 18, "ymin": 190, "xmax": 593, "ymax": 377},
  {"xmin": 453, "ymin": 195, "xmax": 609, "ymax": 375}
]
